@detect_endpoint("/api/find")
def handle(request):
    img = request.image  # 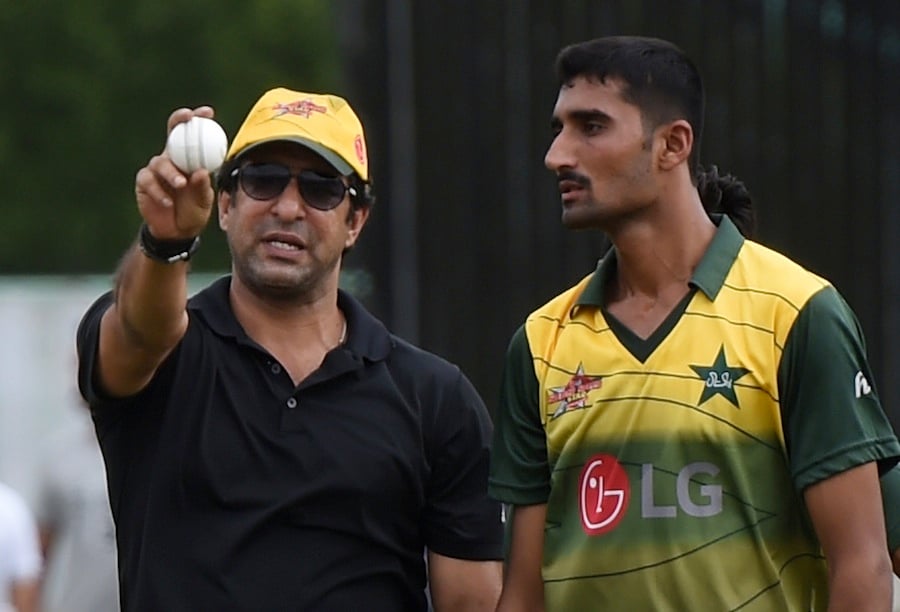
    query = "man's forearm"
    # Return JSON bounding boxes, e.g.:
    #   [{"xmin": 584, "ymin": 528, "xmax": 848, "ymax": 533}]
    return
[
  {"xmin": 113, "ymin": 240, "xmax": 190, "ymax": 351},
  {"xmin": 94, "ymin": 240, "xmax": 193, "ymax": 398}
]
